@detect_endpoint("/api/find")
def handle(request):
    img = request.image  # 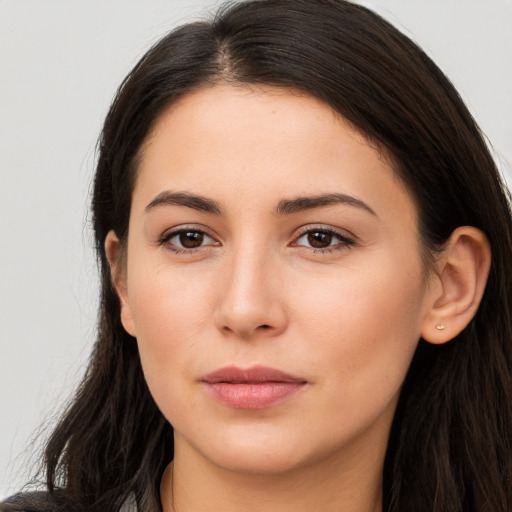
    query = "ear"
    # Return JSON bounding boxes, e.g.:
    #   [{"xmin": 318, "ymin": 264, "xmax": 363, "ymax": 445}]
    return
[
  {"xmin": 105, "ymin": 230, "xmax": 136, "ymax": 337},
  {"xmin": 421, "ymin": 226, "xmax": 491, "ymax": 344}
]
